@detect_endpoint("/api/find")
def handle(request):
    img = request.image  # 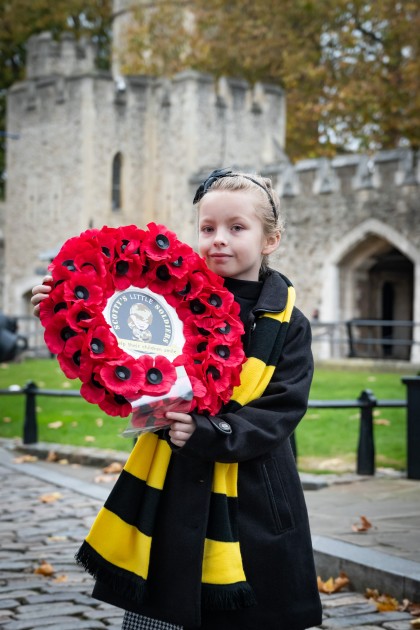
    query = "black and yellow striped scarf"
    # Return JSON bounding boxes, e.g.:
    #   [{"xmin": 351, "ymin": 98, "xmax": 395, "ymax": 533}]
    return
[{"xmin": 76, "ymin": 282, "xmax": 295, "ymax": 611}]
